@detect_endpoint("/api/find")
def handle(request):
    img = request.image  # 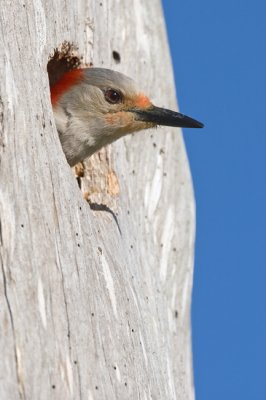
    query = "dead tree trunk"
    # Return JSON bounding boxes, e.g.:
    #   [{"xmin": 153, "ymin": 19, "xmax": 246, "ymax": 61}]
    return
[{"xmin": 0, "ymin": 1, "xmax": 195, "ymax": 399}]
